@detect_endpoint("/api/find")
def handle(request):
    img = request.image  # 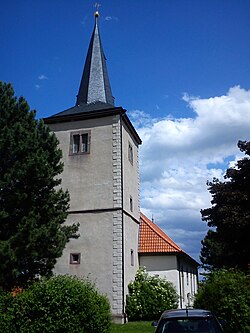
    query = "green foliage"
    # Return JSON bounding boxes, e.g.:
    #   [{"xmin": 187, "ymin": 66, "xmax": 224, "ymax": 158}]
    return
[
  {"xmin": 0, "ymin": 82, "xmax": 79, "ymax": 290},
  {"xmin": 126, "ymin": 267, "xmax": 178, "ymax": 321},
  {"xmin": 194, "ymin": 269, "xmax": 250, "ymax": 333},
  {"xmin": 0, "ymin": 275, "xmax": 111, "ymax": 333},
  {"xmin": 200, "ymin": 140, "xmax": 250, "ymax": 272},
  {"xmin": 0, "ymin": 289, "xmax": 15, "ymax": 332}
]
